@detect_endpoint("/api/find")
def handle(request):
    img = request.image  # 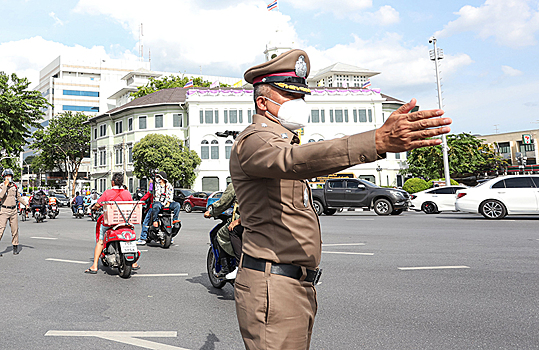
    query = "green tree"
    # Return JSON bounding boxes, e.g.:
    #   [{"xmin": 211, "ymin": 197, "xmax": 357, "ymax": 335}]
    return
[
  {"xmin": 402, "ymin": 133, "xmax": 506, "ymax": 180},
  {"xmin": 133, "ymin": 134, "xmax": 201, "ymax": 188},
  {"xmin": 31, "ymin": 112, "xmax": 91, "ymax": 196},
  {"xmin": 0, "ymin": 71, "xmax": 49, "ymax": 156},
  {"xmin": 131, "ymin": 75, "xmax": 230, "ymax": 99},
  {"xmin": 402, "ymin": 178, "xmax": 429, "ymax": 194}
]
